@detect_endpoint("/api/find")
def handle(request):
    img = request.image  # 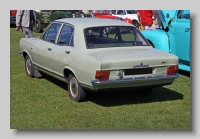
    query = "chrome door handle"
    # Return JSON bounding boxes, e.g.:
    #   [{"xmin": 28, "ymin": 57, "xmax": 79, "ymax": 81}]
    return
[
  {"xmin": 185, "ymin": 28, "xmax": 190, "ymax": 32},
  {"xmin": 47, "ymin": 48, "xmax": 52, "ymax": 51},
  {"xmin": 65, "ymin": 51, "xmax": 70, "ymax": 54}
]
